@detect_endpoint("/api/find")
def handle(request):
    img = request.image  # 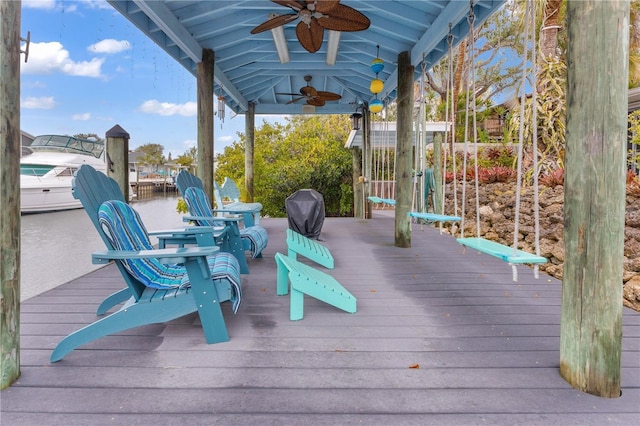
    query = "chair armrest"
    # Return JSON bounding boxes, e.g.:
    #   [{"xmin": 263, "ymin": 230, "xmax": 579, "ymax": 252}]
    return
[
  {"xmin": 149, "ymin": 226, "xmax": 224, "ymax": 237},
  {"xmin": 182, "ymin": 215, "xmax": 241, "ymax": 223},
  {"xmin": 216, "ymin": 206, "xmax": 261, "ymax": 214},
  {"xmin": 92, "ymin": 246, "xmax": 219, "ymax": 265}
]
